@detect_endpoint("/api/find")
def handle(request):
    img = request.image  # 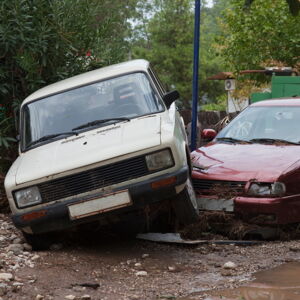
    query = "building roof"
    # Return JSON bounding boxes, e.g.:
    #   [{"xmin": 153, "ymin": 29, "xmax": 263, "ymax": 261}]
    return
[
  {"xmin": 207, "ymin": 69, "xmax": 299, "ymax": 81},
  {"xmin": 206, "ymin": 72, "xmax": 234, "ymax": 80}
]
